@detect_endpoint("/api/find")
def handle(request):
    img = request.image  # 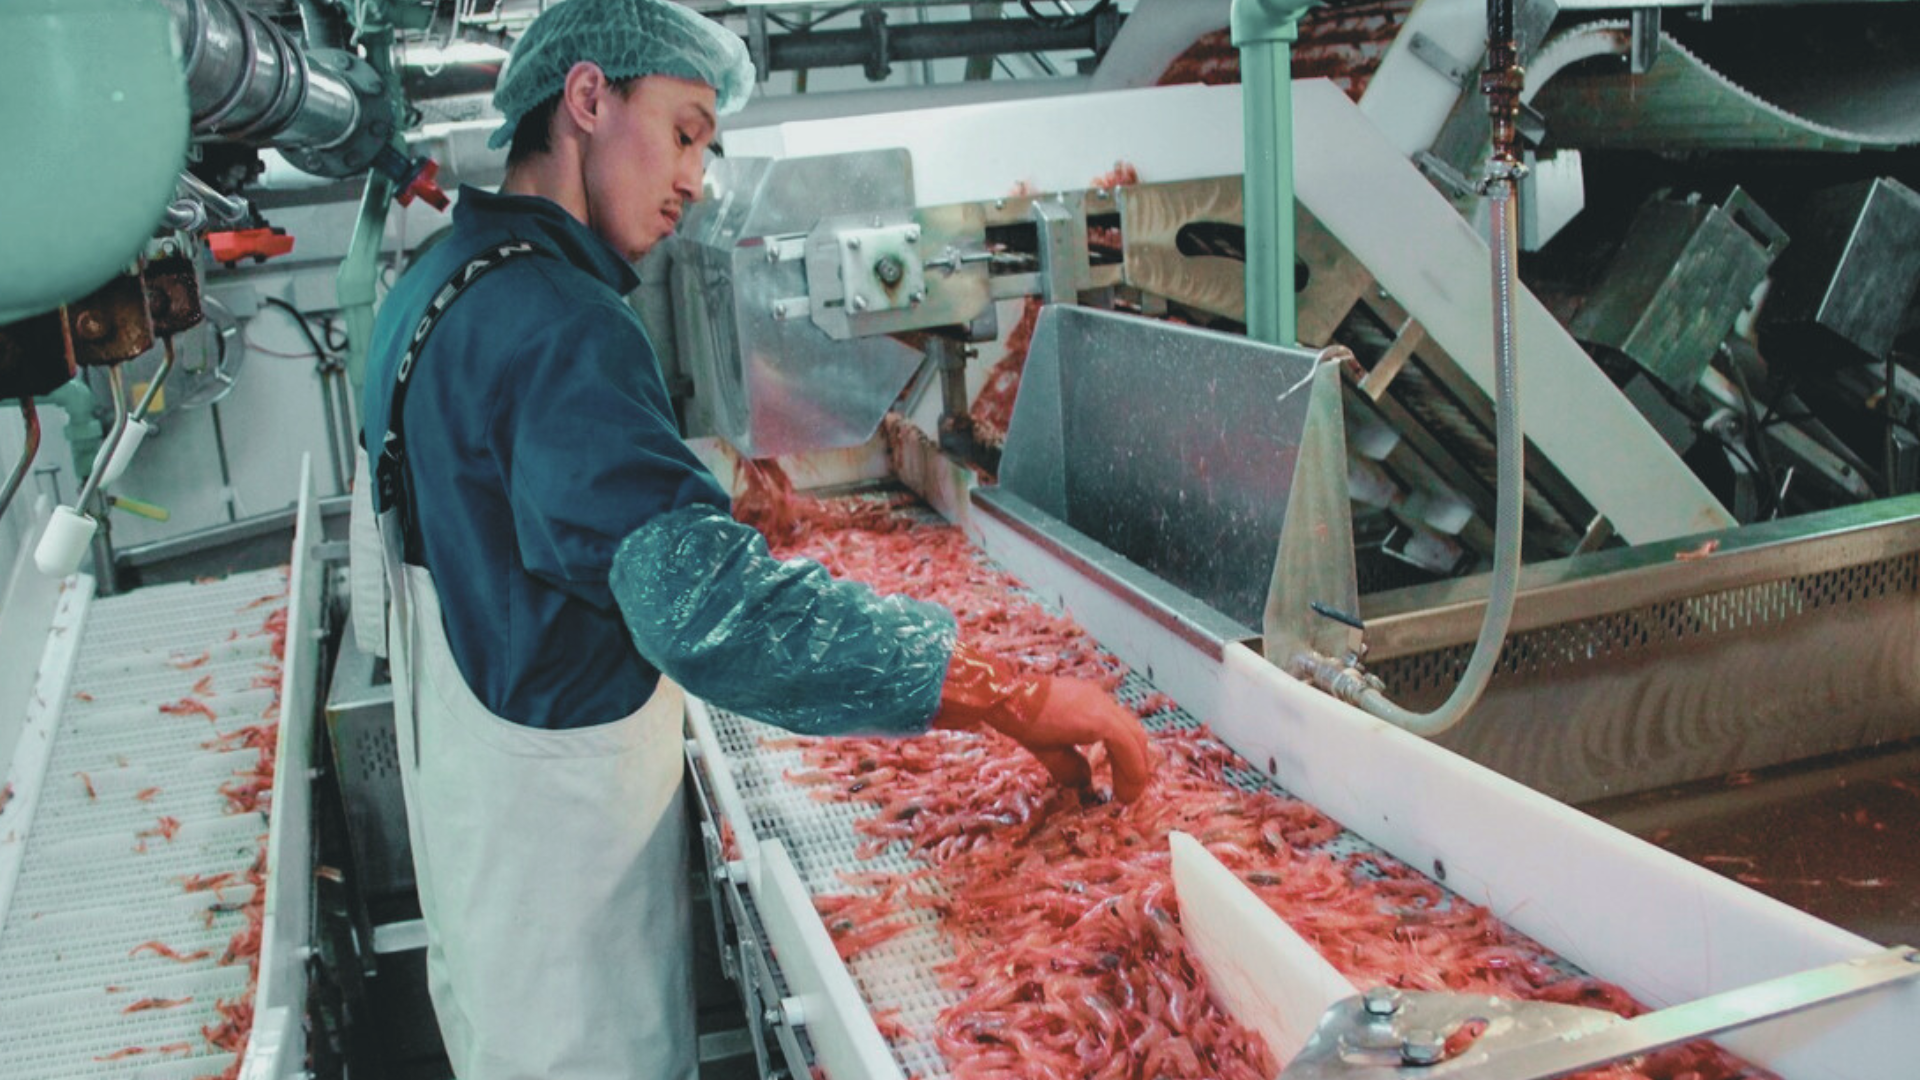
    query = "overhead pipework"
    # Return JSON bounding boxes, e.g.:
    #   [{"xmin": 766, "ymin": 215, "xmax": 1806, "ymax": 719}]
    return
[
  {"xmin": 156, "ymin": 0, "xmax": 396, "ymax": 179},
  {"xmin": 748, "ymin": 2, "xmax": 1123, "ymax": 83}
]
